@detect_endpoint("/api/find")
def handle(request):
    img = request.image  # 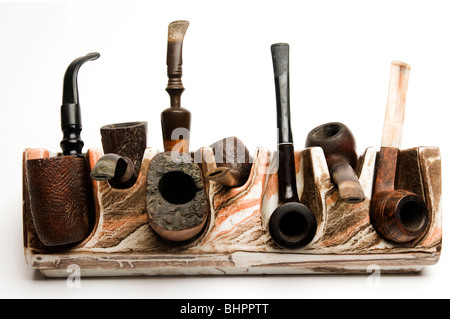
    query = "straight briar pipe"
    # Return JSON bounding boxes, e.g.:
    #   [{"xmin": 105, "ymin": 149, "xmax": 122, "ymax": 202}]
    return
[
  {"xmin": 306, "ymin": 122, "xmax": 365, "ymax": 203},
  {"xmin": 146, "ymin": 20, "xmax": 208, "ymax": 243},
  {"xmin": 370, "ymin": 61, "xmax": 430, "ymax": 243},
  {"xmin": 26, "ymin": 52, "xmax": 99, "ymax": 246},
  {"xmin": 268, "ymin": 43, "xmax": 317, "ymax": 249},
  {"xmin": 204, "ymin": 136, "xmax": 252, "ymax": 188}
]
